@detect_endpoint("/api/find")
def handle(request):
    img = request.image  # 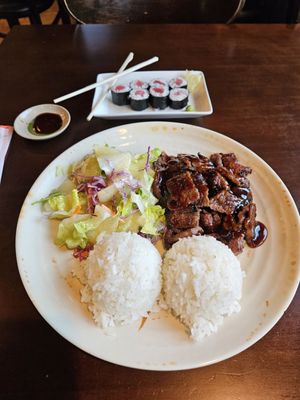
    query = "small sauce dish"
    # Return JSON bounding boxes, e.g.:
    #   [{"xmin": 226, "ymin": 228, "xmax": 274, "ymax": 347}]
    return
[{"xmin": 14, "ymin": 104, "xmax": 71, "ymax": 140}]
